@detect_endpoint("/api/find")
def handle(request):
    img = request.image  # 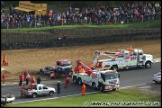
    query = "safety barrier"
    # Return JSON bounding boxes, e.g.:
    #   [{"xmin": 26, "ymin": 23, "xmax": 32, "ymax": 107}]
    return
[{"xmin": 1, "ymin": 28, "xmax": 161, "ymax": 50}]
